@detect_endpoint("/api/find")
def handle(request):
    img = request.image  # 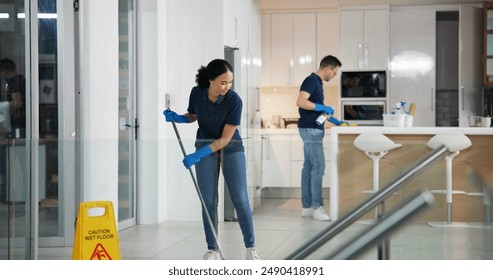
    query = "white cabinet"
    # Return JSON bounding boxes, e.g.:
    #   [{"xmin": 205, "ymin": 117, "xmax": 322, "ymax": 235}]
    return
[
  {"xmin": 260, "ymin": 13, "xmax": 272, "ymax": 86},
  {"xmin": 290, "ymin": 135, "xmax": 303, "ymax": 188},
  {"xmin": 261, "ymin": 12, "xmax": 336, "ymax": 86},
  {"xmin": 340, "ymin": 6, "xmax": 389, "ymax": 70},
  {"xmin": 458, "ymin": 5, "xmax": 482, "ymax": 127},
  {"xmin": 292, "ymin": 13, "xmax": 317, "ymax": 86},
  {"xmin": 389, "ymin": 5, "xmax": 482, "ymax": 127},
  {"xmin": 389, "ymin": 8, "xmax": 436, "ymax": 127},
  {"xmin": 268, "ymin": 13, "xmax": 316, "ymax": 85},
  {"xmin": 270, "ymin": 13, "xmax": 294, "ymax": 85},
  {"xmin": 317, "ymin": 12, "xmax": 340, "ymax": 65},
  {"xmin": 261, "ymin": 134, "xmax": 291, "ymax": 187}
]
